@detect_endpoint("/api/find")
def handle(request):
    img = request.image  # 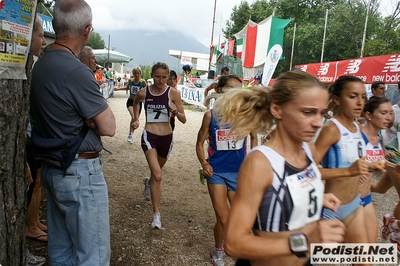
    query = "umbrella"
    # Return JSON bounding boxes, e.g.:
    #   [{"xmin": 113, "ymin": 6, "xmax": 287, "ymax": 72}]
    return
[{"xmin": 92, "ymin": 49, "xmax": 133, "ymax": 65}]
